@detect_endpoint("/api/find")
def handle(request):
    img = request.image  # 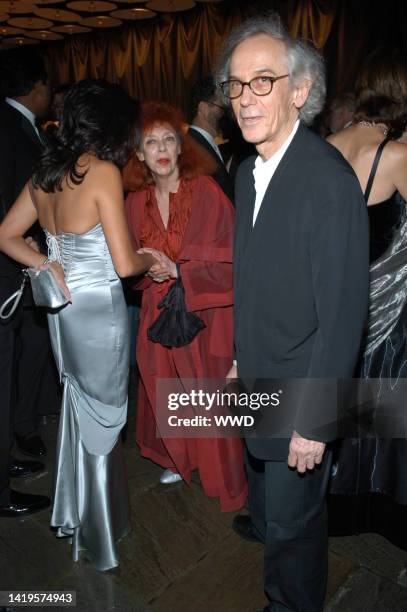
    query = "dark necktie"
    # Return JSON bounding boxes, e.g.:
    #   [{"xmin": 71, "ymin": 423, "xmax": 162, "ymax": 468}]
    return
[{"xmin": 35, "ymin": 118, "xmax": 47, "ymax": 146}]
